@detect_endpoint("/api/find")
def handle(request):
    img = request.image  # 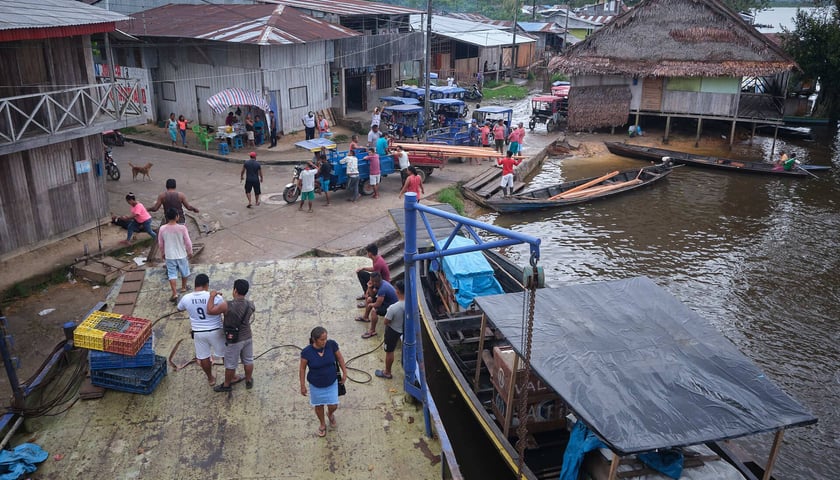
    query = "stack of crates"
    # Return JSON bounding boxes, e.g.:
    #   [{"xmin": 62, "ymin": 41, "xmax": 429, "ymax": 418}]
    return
[{"xmin": 75, "ymin": 311, "xmax": 167, "ymax": 395}]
